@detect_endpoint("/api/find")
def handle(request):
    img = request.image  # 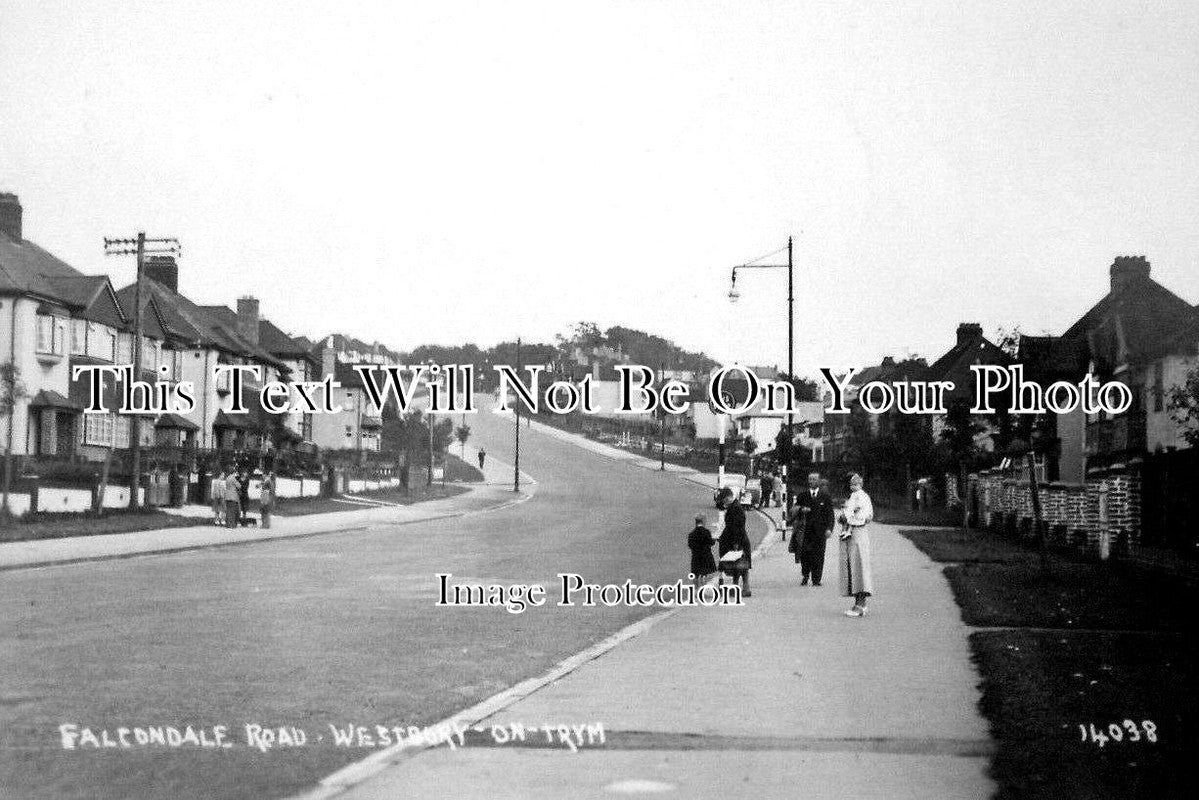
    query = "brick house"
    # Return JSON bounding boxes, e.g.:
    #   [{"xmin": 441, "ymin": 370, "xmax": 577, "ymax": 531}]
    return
[{"xmin": 972, "ymin": 256, "xmax": 1199, "ymax": 554}]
